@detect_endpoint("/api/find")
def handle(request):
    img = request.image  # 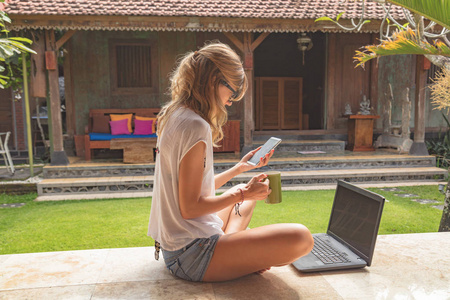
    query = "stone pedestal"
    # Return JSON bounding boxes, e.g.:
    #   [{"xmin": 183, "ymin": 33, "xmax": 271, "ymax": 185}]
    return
[{"xmin": 374, "ymin": 134, "xmax": 413, "ymax": 154}]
